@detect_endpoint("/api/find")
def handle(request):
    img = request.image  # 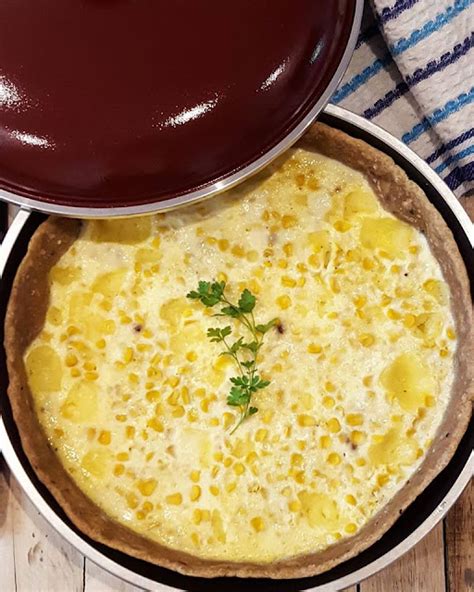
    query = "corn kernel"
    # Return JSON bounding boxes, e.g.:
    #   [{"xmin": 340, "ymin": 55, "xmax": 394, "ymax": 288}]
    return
[
  {"xmin": 98, "ymin": 430, "xmax": 111, "ymax": 445},
  {"xmin": 346, "ymin": 494, "xmax": 357, "ymax": 506},
  {"xmin": 346, "ymin": 413, "xmax": 363, "ymax": 427},
  {"xmin": 404, "ymin": 314, "xmax": 416, "ymax": 328},
  {"xmin": 333, "ymin": 219, "xmax": 351, "ymax": 232},
  {"xmin": 362, "ymin": 257, "xmax": 375, "ymax": 271},
  {"xmin": 377, "ymin": 474, "xmax": 390, "ymax": 487},
  {"xmin": 359, "ymin": 333, "xmax": 375, "ymax": 347},
  {"xmin": 250, "ymin": 517, "xmax": 265, "ymax": 532},
  {"xmin": 138, "ymin": 478, "xmax": 157, "ymax": 497},
  {"xmin": 226, "ymin": 481, "xmax": 237, "ymax": 493},
  {"xmin": 281, "ymin": 276, "xmax": 297, "ymax": 288},
  {"xmin": 298, "ymin": 414, "xmax": 317, "ymax": 427},
  {"xmin": 146, "ymin": 390, "xmax": 160, "ymax": 402},
  {"xmin": 276, "ymin": 295, "xmax": 292, "ymax": 310},
  {"xmin": 291, "ymin": 453, "xmax": 303, "ymax": 467},
  {"xmin": 353, "ymin": 296, "xmax": 367, "ymax": 309},
  {"xmin": 216, "ymin": 238, "xmax": 229, "ymax": 251},
  {"xmin": 190, "ymin": 485, "xmax": 201, "ymax": 501},
  {"xmin": 425, "ymin": 395, "xmax": 436, "ymax": 407},
  {"xmin": 128, "ymin": 372, "xmax": 139, "ymax": 384},
  {"xmin": 172, "ymin": 405, "xmax": 185, "ymax": 418},
  {"xmin": 307, "ymin": 343, "xmax": 322, "ymax": 354},
  {"xmin": 350, "ymin": 430, "xmax": 365, "ymax": 446},
  {"xmin": 345, "ymin": 523, "xmax": 357, "ymax": 534},
  {"xmin": 193, "ymin": 509, "xmax": 203, "ymax": 525},
  {"xmin": 327, "ymin": 452, "xmax": 341, "ymax": 465},
  {"xmin": 187, "ymin": 409, "xmax": 198, "ymax": 422},
  {"xmin": 231, "ymin": 245, "xmax": 245, "ymax": 258},
  {"xmin": 325, "ymin": 381, "xmax": 336, "ymax": 392},
  {"xmin": 289, "ymin": 500, "xmax": 301, "ymax": 512},
  {"xmin": 327, "ymin": 418, "xmax": 341, "ymax": 433},
  {"xmin": 147, "ymin": 417, "xmax": 164, "ymax": 432},
  {"xmin": 447, "ymin": 327, "xmax": 456, "ymax": 340},
  {"xmin": 320, "ymin": 435, "xmax": 331, "ymax": 449},
  {"xmin": 282, "ymin": 215, "xmax": 297, "ymax": 229},
  {"xmin": 246, "ymin": 451, "xmax": 258, "ymax": 464},
  {"xmin": 126, "ymin": 492, "xmax": 139, "ymax": 509},
  {"xmin": 387, "ymin": 308, "xmax": 401, "ymax": 320},
  {"xmin": 85, "ymin": 371, "xmax": 98, "ymax": 381},
  {"xmin": 255, "ymin": 428, "xmax": 268, "ymax": 442},
  {"xmin": 209, "ymin": 485, "xmax": 220, "ymax": 496},
  {"xmin": 439, "ymin": 348, "xmax": 449, "ymax": 358},
  {"xmin": 293, "ymin": 470, "xmax": 305, "ymax": 484},
  {"xmin": 113, "ymin": 463, "xmax": 125, "ymax": 477},
  {"xmin": 65, "ymin": 353, "xmax": 78, "ymax": 367},
  {"xmin": 234, "ymin": 463, "xmax": 245, "ymax": 476},
  {"xmin": 125, "ymin": 426, "xmax": 135, "ymax": 439},
  {"xmin": 166, "ymin": 493, "xmax": 182, "ymax": 506},
  {"xmin": 323, "ymin": 396, "xmax": 335, "ymax": 409}
]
